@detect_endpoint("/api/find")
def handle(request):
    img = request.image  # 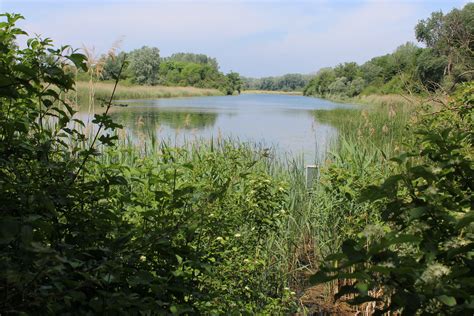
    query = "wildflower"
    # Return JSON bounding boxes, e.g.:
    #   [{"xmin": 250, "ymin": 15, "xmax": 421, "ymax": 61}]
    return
[{"xmin": 419, "ymin": 263, "xmax": 451, "ymax": 284}]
